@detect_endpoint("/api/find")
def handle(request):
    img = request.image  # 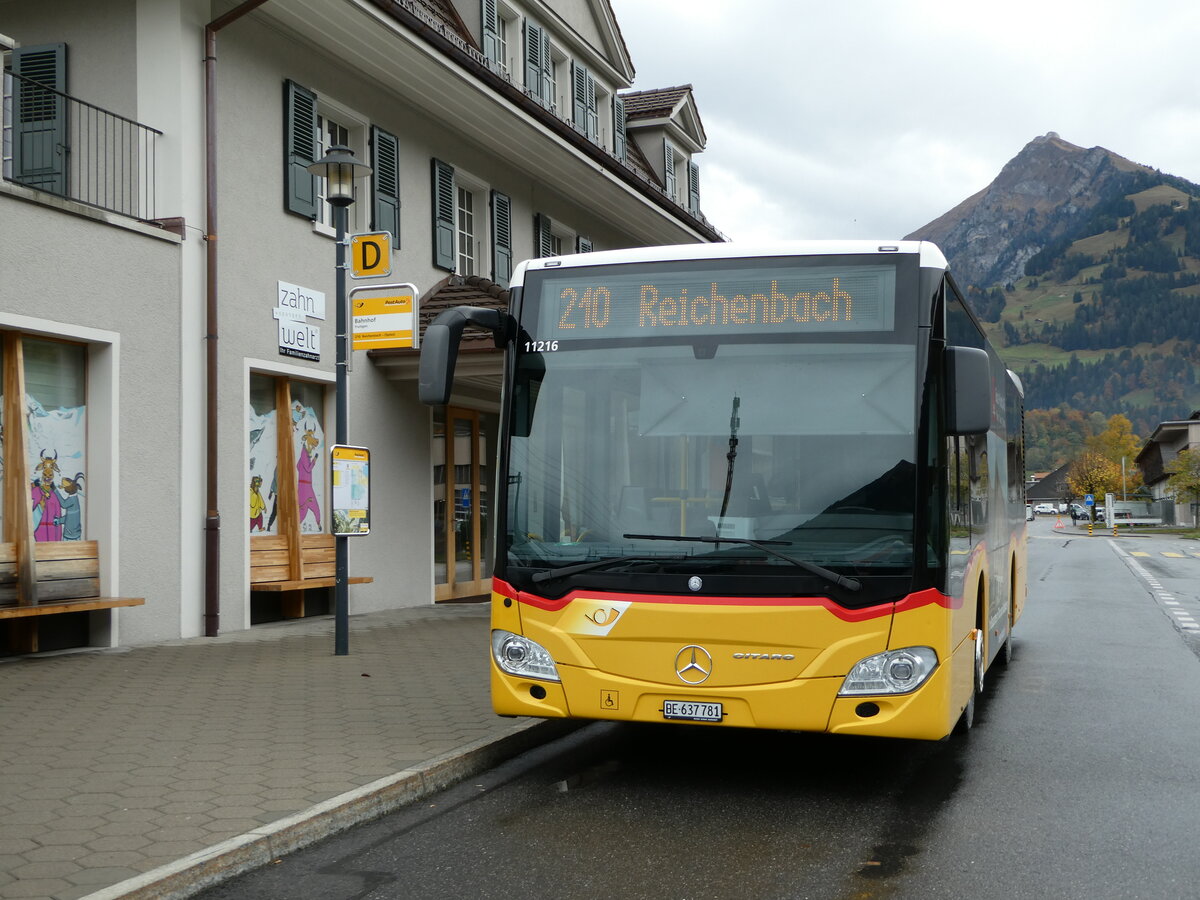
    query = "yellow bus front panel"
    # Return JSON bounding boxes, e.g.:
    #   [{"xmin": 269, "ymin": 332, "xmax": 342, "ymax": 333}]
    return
[{"xmin": 491, "ymin": 584, "xmax": 970, "ymax": 740}]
